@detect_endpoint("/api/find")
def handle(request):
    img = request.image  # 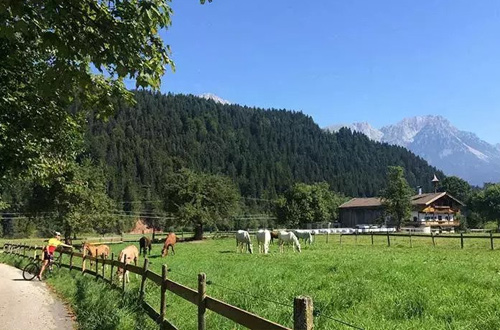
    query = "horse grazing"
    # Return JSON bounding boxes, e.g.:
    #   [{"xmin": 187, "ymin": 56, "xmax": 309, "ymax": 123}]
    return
[
  {"xmin": 117, "ymin": 245, "xmax": 139, "ymax": 283},
  {"xmin": 278, "ymin": 231, "xmax": 301, "ymax": 253},
  {"xmin": 256, "ymin": 229, "xmax": 271, "ymax": 254},
  {"xmin": 139, "ymin": 236, "xmax": 152, "ymax": 257},
  {"xmin": 161, "ymin": 233, "xmax": 177, "ymax": 257},
  {"xmin": 292, "ymin": 230, "xmax": 314, "ymax": 245},
  {"xmin": 236, "ymin": 230, "xmax": 253, "ymax": 254},
  {"xmin": 82, "ymin": 242, "xmax": 110, "ymax": 266},
  {"xmin": 270, "ymin": 231, "xmax": 279, "ymax": 244}
]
